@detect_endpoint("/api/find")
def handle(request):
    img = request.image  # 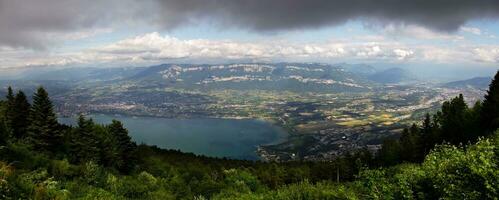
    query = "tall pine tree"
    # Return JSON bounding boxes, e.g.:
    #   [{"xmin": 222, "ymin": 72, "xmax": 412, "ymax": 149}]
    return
[
  {"xmin": 377, "ymin": 139, "xmax": 401, "ymax": 166},
  {"xmin": 421, "ymin": 113, "xmax": 432, "ymax": 153},
  {"xmin": 399, "ymin": 124, "xmax": 422, "ymax": 162},
  {"xmin": 440, "ymin": 94, "xmax": 468, "ymax": 144},
  {"xmin": 11, "ymin": 91, "xmax": 31, "ymax": 139},
  {"xmin": 107, "ymin": 120, "xmax": 137, "ymax": 172},
  {"xmin": 0, "ymin": 100, "xmax": 8, "ymax": 144},
  {"xmin": 5, "ymin": 87, "xmax": 14, "ymax": 108},
  {"xmin": 70, "ymin": 115, "xmax": 100, "ymax": 163},
  {"xmin": 28, "ymin": 87, "xmax": 62, "ymax": 154},
  {"xmin": 4, "ymin": 87, "xmax": 15, "ymax": 133},
  {"xmin": 480, "ymin": 70, "xmax": 499, "ymax": 134}
]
